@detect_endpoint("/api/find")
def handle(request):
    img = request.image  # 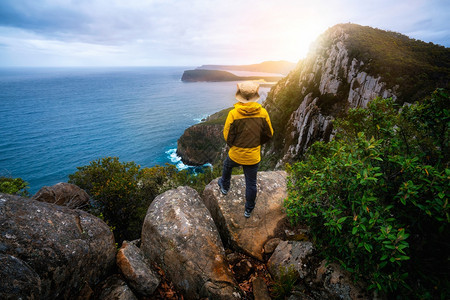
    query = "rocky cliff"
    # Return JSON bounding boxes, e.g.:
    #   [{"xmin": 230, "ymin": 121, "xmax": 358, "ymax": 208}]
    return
[{"xmin": 263, "ymin": 23, "xmax": 450, "ymax": 167}]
